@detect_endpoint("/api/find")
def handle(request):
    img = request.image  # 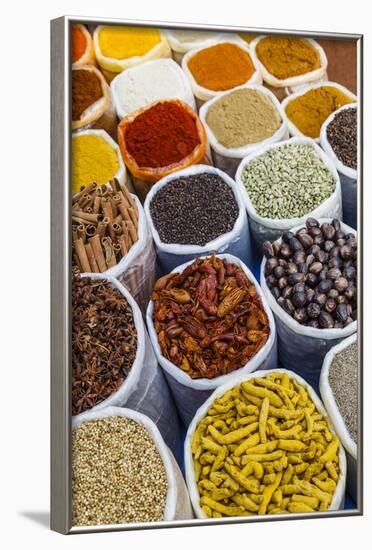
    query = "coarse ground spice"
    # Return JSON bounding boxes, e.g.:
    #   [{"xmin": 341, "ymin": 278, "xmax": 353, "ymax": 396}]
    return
[
  {"xmin": 328, "ymin": 342, "xmax": 358, "ymax": 442},
  {"xmin": 285, "ymin": 86, "xmax": 354, "ymax": 139},
  {"xmin": 256, "ymin": 37, "xmax": 320, "ymax": 80},
  {"xmin": 124, "ymin": 101, "xmax": 201, "ymax": 168},
  {"xmin": 241, "ymin": 143, "xmax": 336, "ymax": 219},
  {"xmin": 72, "ymin": 25, "xmax": 87, "ymax": 63},
  {"xmin": 72, "ymin": 277, "xmax": 137, "ymax": 415},
  {"xmin": 205, "ymin": 88, "xmax": 282, "ymax": 148},
  {"xmin": 188, "ymin": 43, "xmax": 255, "ymax": 92},
  {"xmin": 150, "ymin": 173, "xmax": 239, "ymax": 245},
  {"xmin": 72, "ymin": 416, "xmax": 168, "ymax": 525},
  {"xmin": 72, "ymin": 69, "xmax": 103, "ymax": 121},
  {"xmin": 326, "ymin": 107, "xmax": 357, "ymax": 170}
]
